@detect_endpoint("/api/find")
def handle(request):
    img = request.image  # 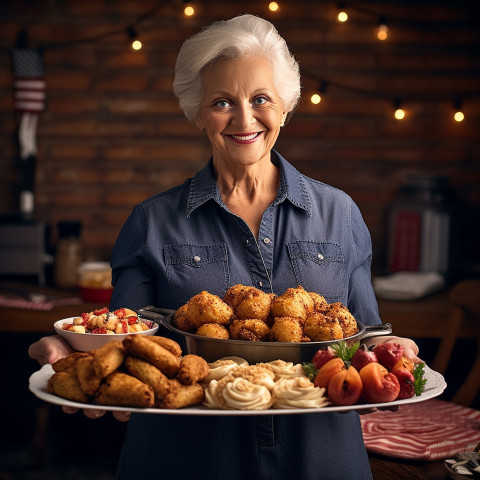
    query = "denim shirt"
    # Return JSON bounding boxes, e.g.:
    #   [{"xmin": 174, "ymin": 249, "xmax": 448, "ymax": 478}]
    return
[
  {"xmin": 110, "ymin": 150, "xmax": 380, "ymax": 327},
  {"xmin": 111, "ymin": 150, "xmax": 377, "ymax": 480}
]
